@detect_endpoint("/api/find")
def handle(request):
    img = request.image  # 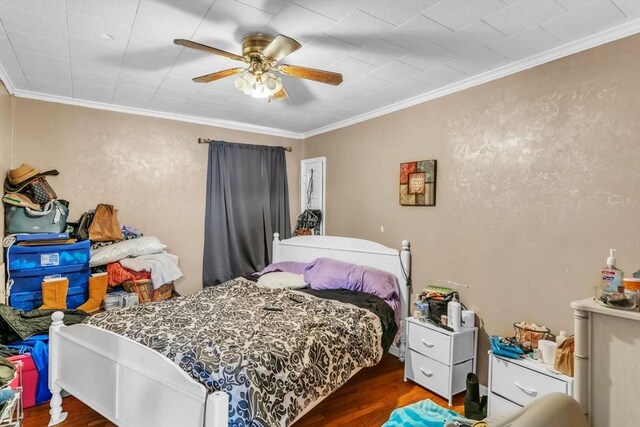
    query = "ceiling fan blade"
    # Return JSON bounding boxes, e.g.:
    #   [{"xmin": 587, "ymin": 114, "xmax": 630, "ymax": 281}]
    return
[
  {"xmin": 262, "ymin": 35, "xmax": 302, "ymax": 62},
  {"xmin": 192, "ymin": 68, "xmax": 245, "ymax": 83},
  {"xmin": 278, "ymin": 64, "xmax": 343, "ymax": 86},
  {"xmin": 174, "ymin": 39, "xmax": 246, "ymax": 62},
  {"xmin": 271, "ymin": 87, "xmax": 289, "ymax": 101}
]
